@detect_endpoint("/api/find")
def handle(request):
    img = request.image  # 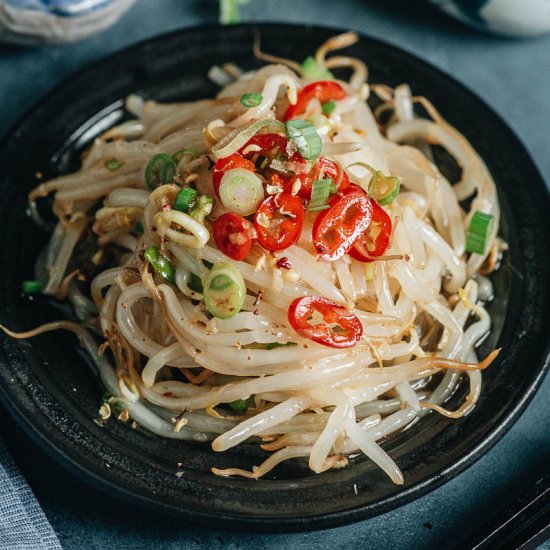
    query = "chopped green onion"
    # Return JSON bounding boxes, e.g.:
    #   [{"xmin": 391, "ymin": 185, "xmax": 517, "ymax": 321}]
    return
[
  {"xmin": 308, "ymin": 178, "xmax": 337, "ymax": 212},
  {"xmin": 144, "ymin": 154, "xmax": 176, "ymax": 190},
  {"xmin": 21, "ymin": 280, "xmax": 43, "ymax": 294},
  {"xmin": 219, "ymin": 0, "xmax": 249, "ymax": 24},
  {"xmin": 219, "ymin": 168, "xmax": 264, "ymax": 216},
  {"xmin": 144, "ymin": 246, "xmax": 176, "ymax": 285},
  {"xmin": 240, "ymin": 93, "xmax": 263, "ymax": 108},
  {"xmin": 105, "ymin": 158, "xmax": 123, "ymax": 171},
  {"xmin": 367, "ymin": 170, "xmax": 400, "ymax": 205},
  {"xmin": 255, "ymin": 155, "xmax": 270, "ymax": 170},
  {"xmin": 189, "ymin": 195, "xmax": 215, "ymax": 223},
  {"xmin": 188, "ymin": 273, "xmax": 204, "ymax": 294},
  {"xmin": 301, "ymin": 56, "xmax": 334, "ymax": 80},
  {"xmin": 172, "ymin": 149, "xmax": 199, "ymax": 163},
  {"xmin": 284, "ymin": 119, "xmax": 322, "ymax": 161},
  {"xmin": 228, "ymin": 396, "xmax": 255, "ymax": 412},
  {"xmin": 174, "ymin": 188, "xmax": 198, "ymax": 213},
  {"xmin": 134, "ymin": 222, "xmax": 144, "ymax": 235},
  {"xmin": 204, "ymin": 262, "xmax": 246, "ymax": 319},
  {"xmin": 265, "ymin": 342, "xmax": 298, "ymax": 350},
  {"xmin": 309, "ymin": 113, "xmax": 332, "ymax": 137},
  {"xmin": 321, "ymin": 100, "xmax": 336, "ymax": 116},
  {"xmin": 465, "ymin": 211, "xmax": 494, "ymax": 255}
]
